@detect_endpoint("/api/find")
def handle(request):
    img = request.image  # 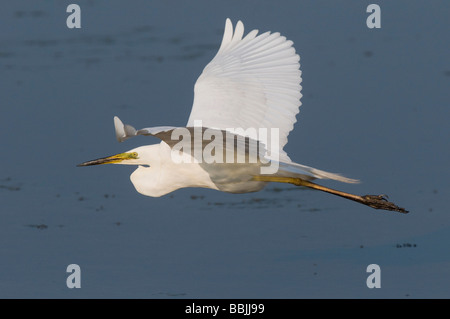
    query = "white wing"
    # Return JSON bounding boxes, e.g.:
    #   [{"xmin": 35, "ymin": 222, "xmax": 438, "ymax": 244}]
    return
[
  {"xmin": 187, "ymin": 19, "xmax": 302, "ymax": 162},
  {"xmin": 114, "ymin": 116, "xmax": 175, "ymax": 142}
]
